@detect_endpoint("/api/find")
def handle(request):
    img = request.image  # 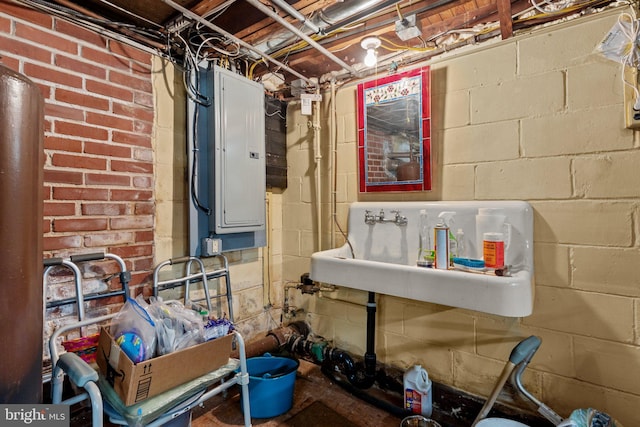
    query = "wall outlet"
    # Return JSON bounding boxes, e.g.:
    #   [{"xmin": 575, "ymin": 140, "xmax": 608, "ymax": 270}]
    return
[
  {"xmin": 202, "ymin": 237, "xmax": 222, "ymax": 256},
  {"xmin": 625, "ymin": 100, "xmax": 640, "ymax": 129}
]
